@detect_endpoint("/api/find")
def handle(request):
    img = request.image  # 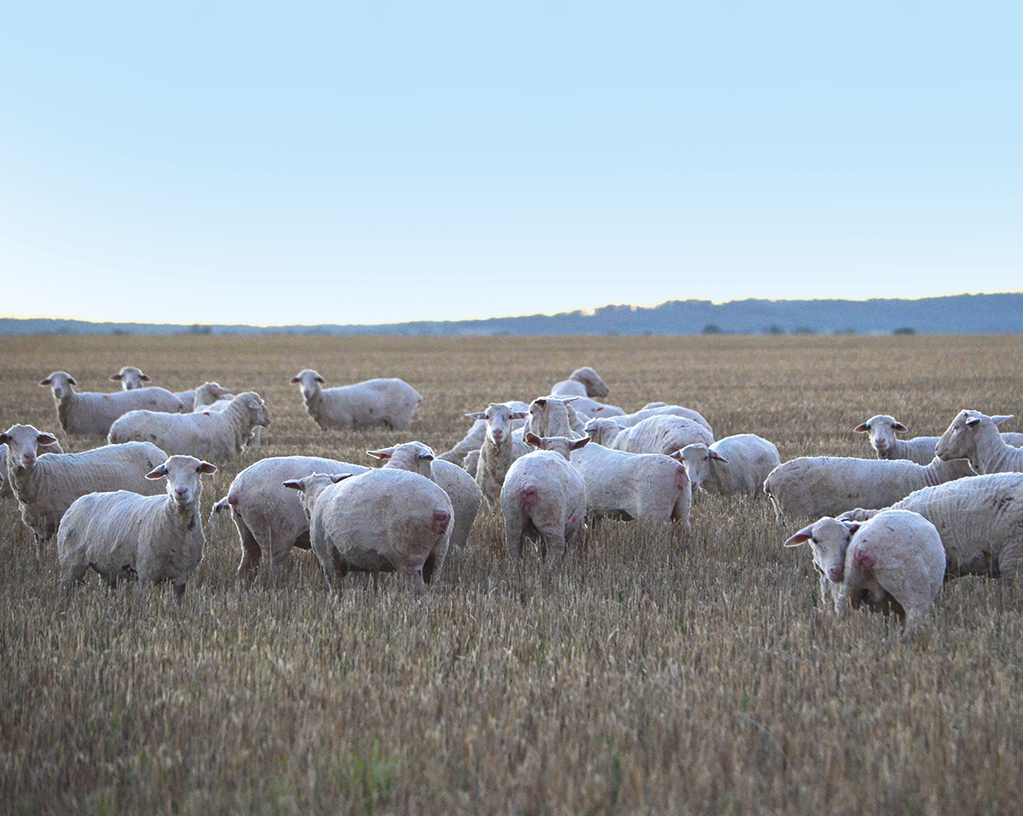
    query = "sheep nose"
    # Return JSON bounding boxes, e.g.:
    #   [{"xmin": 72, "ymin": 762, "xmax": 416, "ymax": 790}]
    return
[{"xmin": 827, "ymin": 566, "xmax": 844, "ymax": 582}]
